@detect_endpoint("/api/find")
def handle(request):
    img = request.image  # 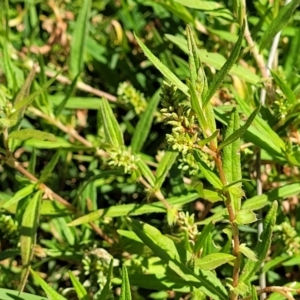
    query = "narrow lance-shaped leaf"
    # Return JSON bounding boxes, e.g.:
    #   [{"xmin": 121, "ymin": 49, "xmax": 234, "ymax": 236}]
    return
[
  {"xmin": 99, "ymin": 98, "xmax": 124, "ymax": 149},
  {"xmin": 222, "ymin": 109, "xmax": 242, "ymax": 211},
  {"xmin": 239, "ymin": 201, "xmax": 278, "ymax": 283},
  {"xmin": 194, "ymin": 222, "xmax": 214, "ymax": 254},
  {"xmin": 194, "ymin": 150, "xmax": 223, "ymax": 189},
  {"xmin": 69, "ymin": 271, "xmax": 90, "ymax": 300},
  {"xmin": 38, "ymin": 148, "xmax": 61, "ymax": 184},
  {"xmin": 30, "ymin": 269, "xmax": 67, "ymax": 300},
  {"xmin": 120, "ymin": 265, "xmax": 132, "ymax": 300},
  {"xmin": 134, "ymin": 33, "xmax": 189, "ymax": 95},
  {"xmin": 136, "ymin": 159, "xmax": 156, "ymax": 187},
  {"xmin": 70, "ymin": 0, "xmax": 91, "ymax": 78},
  {"xmin": 9, "ymin": 129, "xmax": 56, "ymax": 142},
  {"xmin": 14, "ymin": 70, "xmax": 61, "ymax": 112},
  {"xmin": 198, "ymin": 130, "xmax": 219, "ymax": 147},
  {"xmin": 194, "ymin": 253, "xmax": 235, "ymax": 270},
  {"xmin": 155, "ymin": 151, "xmax": 178, "ymax": 189},
  {"xmin": 260, "ymin": 0, "xmax": 300, "ymax": 51},
  {"xmin": 203, "ymin": 22, "xmax": 245, "ymax": 107},
  {"xmin": 186, "ymin": 25, "xmax": 200, "ymax": 86},
  {"xmin": 218, "ymin": 105, "xmax": 261, "ymax": 151},
  {"xmin": 131, "ymin": 89, "xmax": 160, "ymax": 153},
  {"xmin": 19, "ymin": 191, "xmax": 42, "ymax": 292},
  {"xmin": 98, "ymin": 260, "xmax": 114, "ymax": 300}
]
